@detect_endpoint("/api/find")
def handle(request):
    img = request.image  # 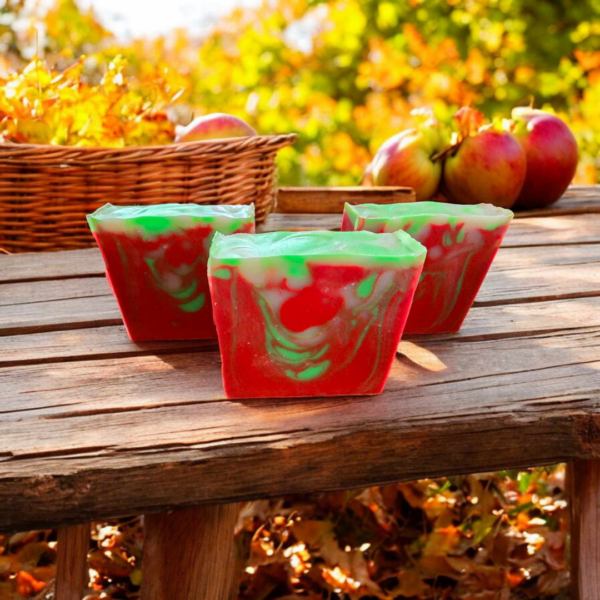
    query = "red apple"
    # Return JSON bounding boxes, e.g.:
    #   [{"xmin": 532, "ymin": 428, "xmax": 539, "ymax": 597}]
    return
[
  {"xmin": 511, "ymin": 107, "xmax": 578, "ymax": 209},
  {"xmin": 368, "ymin": 123, "xmax": 445, "ymax": 201},
  {"xmin": 443, "ymin": 109, "xmax": 526, "ymax": 209},
  {"xmin": 175, "ymin": 113, "xmax": 257, "ymax": 143}
]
